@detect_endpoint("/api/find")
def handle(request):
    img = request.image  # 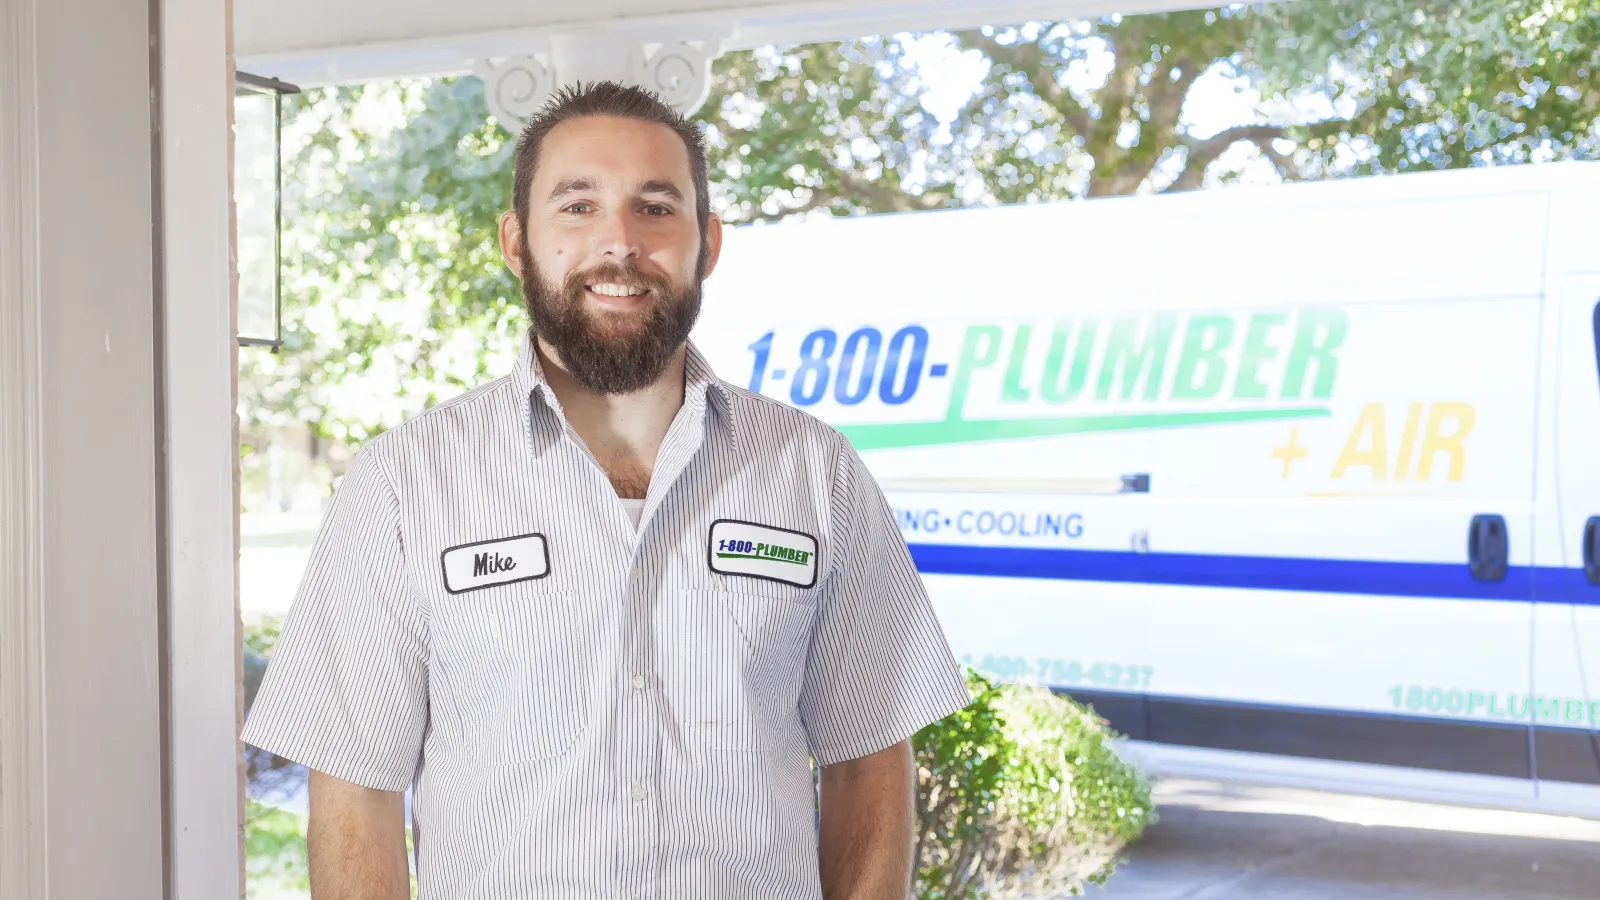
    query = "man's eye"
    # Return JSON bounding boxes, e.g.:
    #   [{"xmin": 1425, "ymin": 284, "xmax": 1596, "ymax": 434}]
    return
[
  {"xmin": 564, "ymin": 202, "xmax": 594, "ymax": 214},
  {"xmin": 644, "ymin": 204, "xmax": 672, "ymax": 216}
]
